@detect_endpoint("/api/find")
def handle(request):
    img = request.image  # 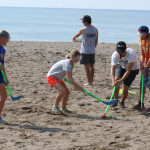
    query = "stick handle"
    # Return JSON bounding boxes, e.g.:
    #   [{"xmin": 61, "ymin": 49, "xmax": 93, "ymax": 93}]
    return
[
  {"xmin": 83, "ymin": 89, "xmax": 104, "ymax": 103},
  {"xmin": 0, "ymin": 64, "xmax": 13, "ymax": 97},
  {"xmin": 0, "ymin": 64, "xmax": 7, "ymax": 84},
  {"xmin": 104, "ymin": 86, "xmax": 116, "ymax": 114},
  {"xmin": 64, "ymin": 78, "xmax": 104, "ymax": 103},
  {"xmin": 141, "ymin": 74, "xmax": 144, "ymax": 108}
]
